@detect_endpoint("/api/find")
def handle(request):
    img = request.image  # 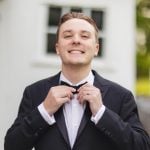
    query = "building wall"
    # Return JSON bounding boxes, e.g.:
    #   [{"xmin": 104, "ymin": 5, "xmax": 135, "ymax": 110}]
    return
[{"xmin": 0, "ymin": 0, "xmax": 135, "ymax": 149}]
